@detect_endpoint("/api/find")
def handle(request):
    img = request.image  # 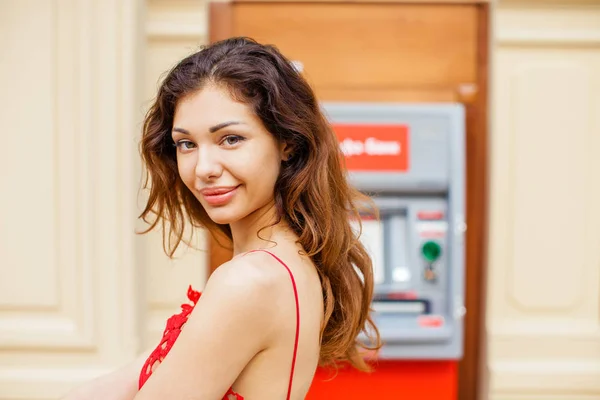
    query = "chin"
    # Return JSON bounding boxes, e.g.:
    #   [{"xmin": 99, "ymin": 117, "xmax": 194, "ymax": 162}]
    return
[{"xmin": 205, "ymin": 208, "xmax": 244, "ymax": 225}]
